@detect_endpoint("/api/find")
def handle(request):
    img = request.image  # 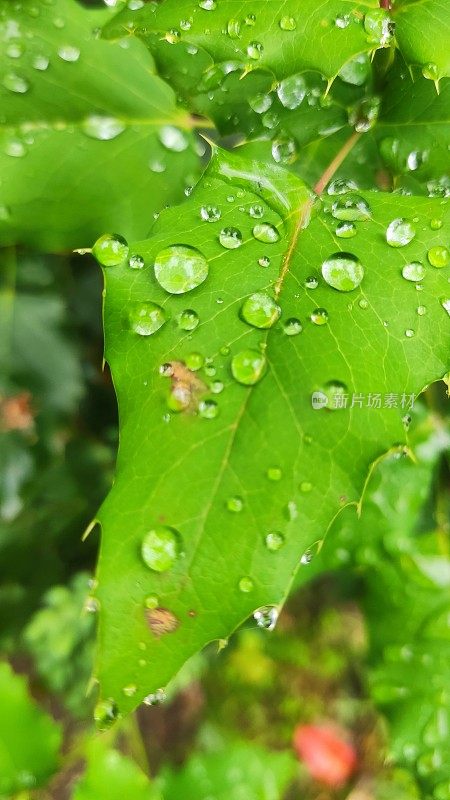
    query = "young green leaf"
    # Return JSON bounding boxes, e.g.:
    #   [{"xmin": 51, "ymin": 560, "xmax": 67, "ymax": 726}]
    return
[
  {"xmin": 0, "ymin": 0, "xmax": 199, "ymax": 251},
  {"xmin": 92, "ymin": 147, "xmax": 449, "ymax": 715},
  {"xmin": 72, "ymin": 736, "xmax": 160, "ymax": 800},
  {"xmin": 394, "ymin": 0, "xmax": 450, "ymax": 82}
]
